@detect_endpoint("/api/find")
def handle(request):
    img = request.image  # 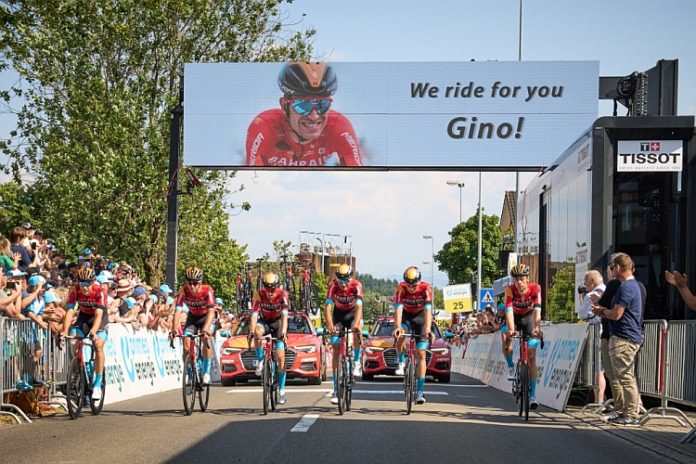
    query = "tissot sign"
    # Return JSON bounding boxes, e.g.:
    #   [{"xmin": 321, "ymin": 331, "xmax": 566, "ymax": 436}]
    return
[
  {"xmin": 617, "ymin": 140, "xmax": 683, "ymax": 172},
  {"xmin": 184, "ymin": 61, "xmax": 598, "ymax": 169}
]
